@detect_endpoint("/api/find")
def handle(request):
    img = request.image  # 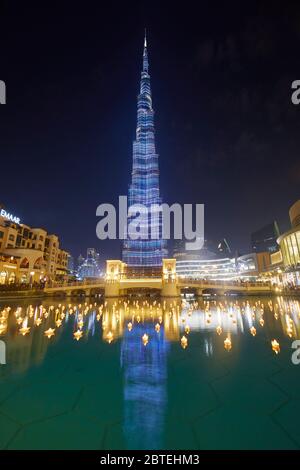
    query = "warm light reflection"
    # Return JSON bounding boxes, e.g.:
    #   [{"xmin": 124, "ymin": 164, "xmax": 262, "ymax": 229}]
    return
[
  {"xmin": 0, "ymin": 296, "xmax": 299, "ymax": 368},
  {"xmin": 224, "ymin": 337, "xmax": 232, "ymax": 351},
  {"xmin": 271, "ymin": 339, "xmax": 280, "ymax": 354}
]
